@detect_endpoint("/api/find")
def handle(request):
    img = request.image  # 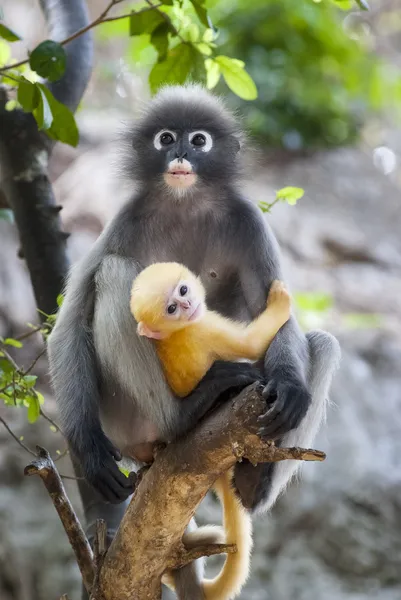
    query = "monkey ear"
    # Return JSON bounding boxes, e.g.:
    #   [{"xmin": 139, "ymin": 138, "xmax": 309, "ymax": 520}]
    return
[{"xmin": 137, "ymin": 322, "xmax": 166, "ymax": 340}]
